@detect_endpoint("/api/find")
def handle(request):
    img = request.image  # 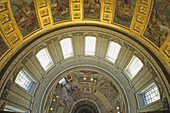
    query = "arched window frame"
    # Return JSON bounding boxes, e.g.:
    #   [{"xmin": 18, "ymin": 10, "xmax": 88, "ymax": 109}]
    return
[
  {"xmin": 85, "ymin": 36, "xmax": 97, "ymax": 56},
  {"xmin": 36, "ymin": 48, "xmax": 54, "ymax": 71},
  {"xmin": 125, "ymin": 56, "xmax": 144, "ymax": 79},
  {"xmin": 60, "ymin": 38, "xmax": 74, "ymax": 58},
  {"xmin": 106, "ymin": 41, "xmax": 121, "ymax": 63}
]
